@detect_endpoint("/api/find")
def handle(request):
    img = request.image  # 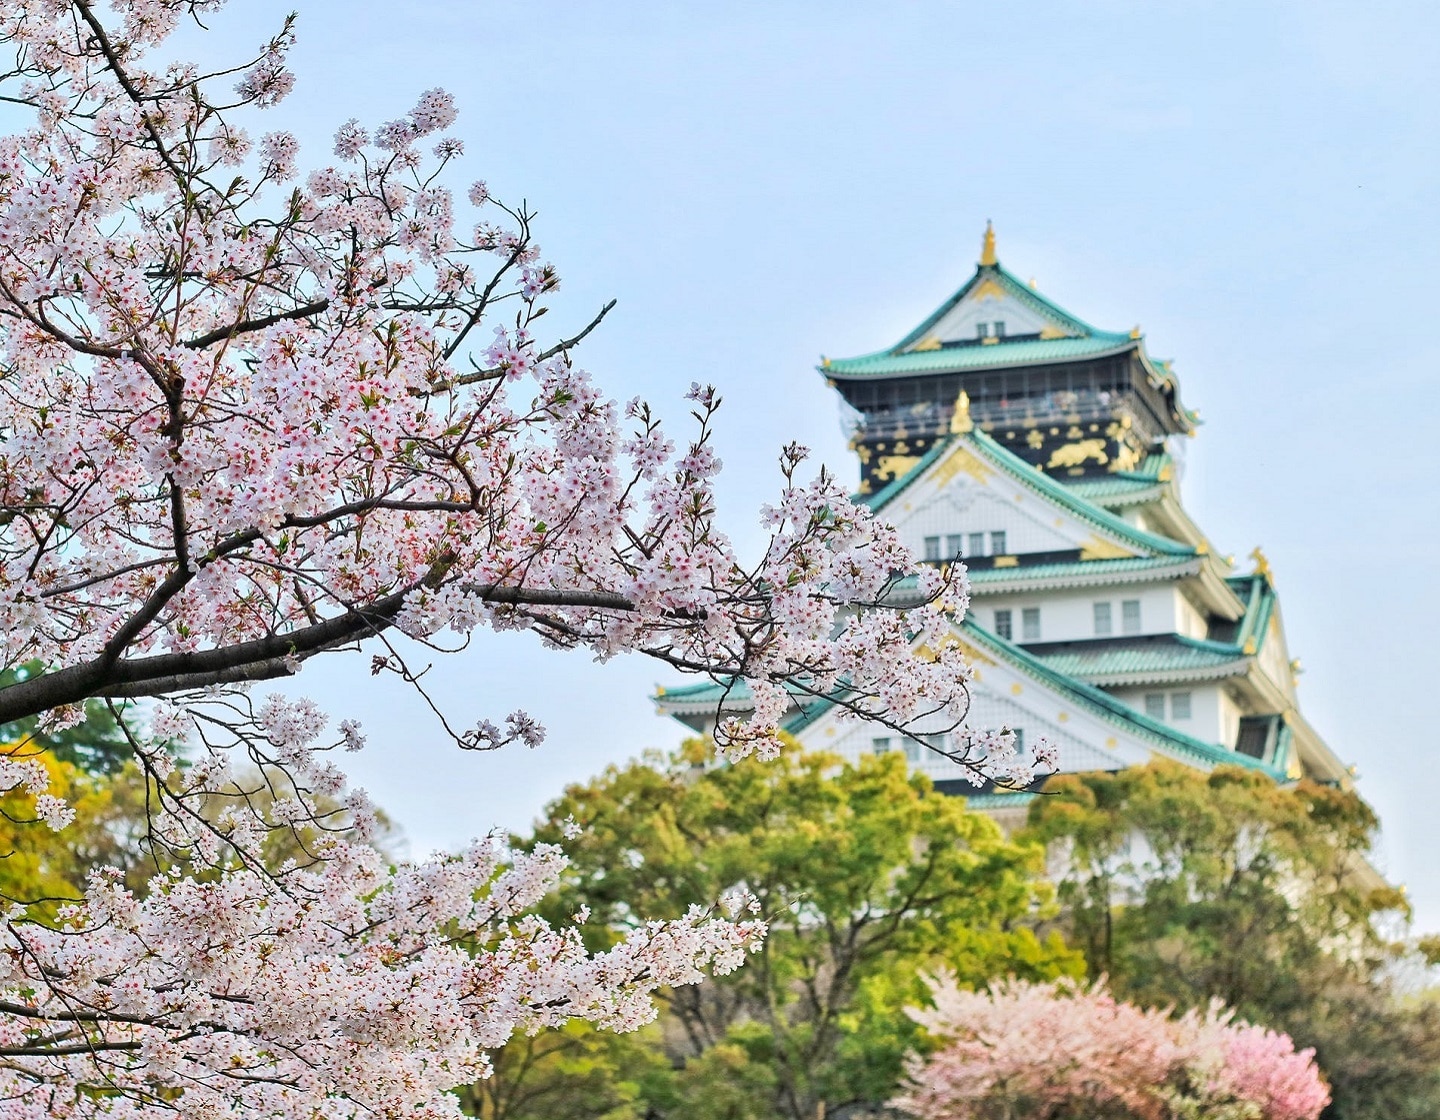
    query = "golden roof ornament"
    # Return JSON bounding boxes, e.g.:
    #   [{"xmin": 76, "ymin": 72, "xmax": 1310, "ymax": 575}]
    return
[
  {"xmin": 949, "ymin": 390, "xmax": 973, "ymax": 435},
  {"xmin": 1249, "ymin": 545, "xmax": 1272, "ymax": 580},
  {"xmin": 979, "ymin": 220, "xmax": 997, "ymax": 267}
]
